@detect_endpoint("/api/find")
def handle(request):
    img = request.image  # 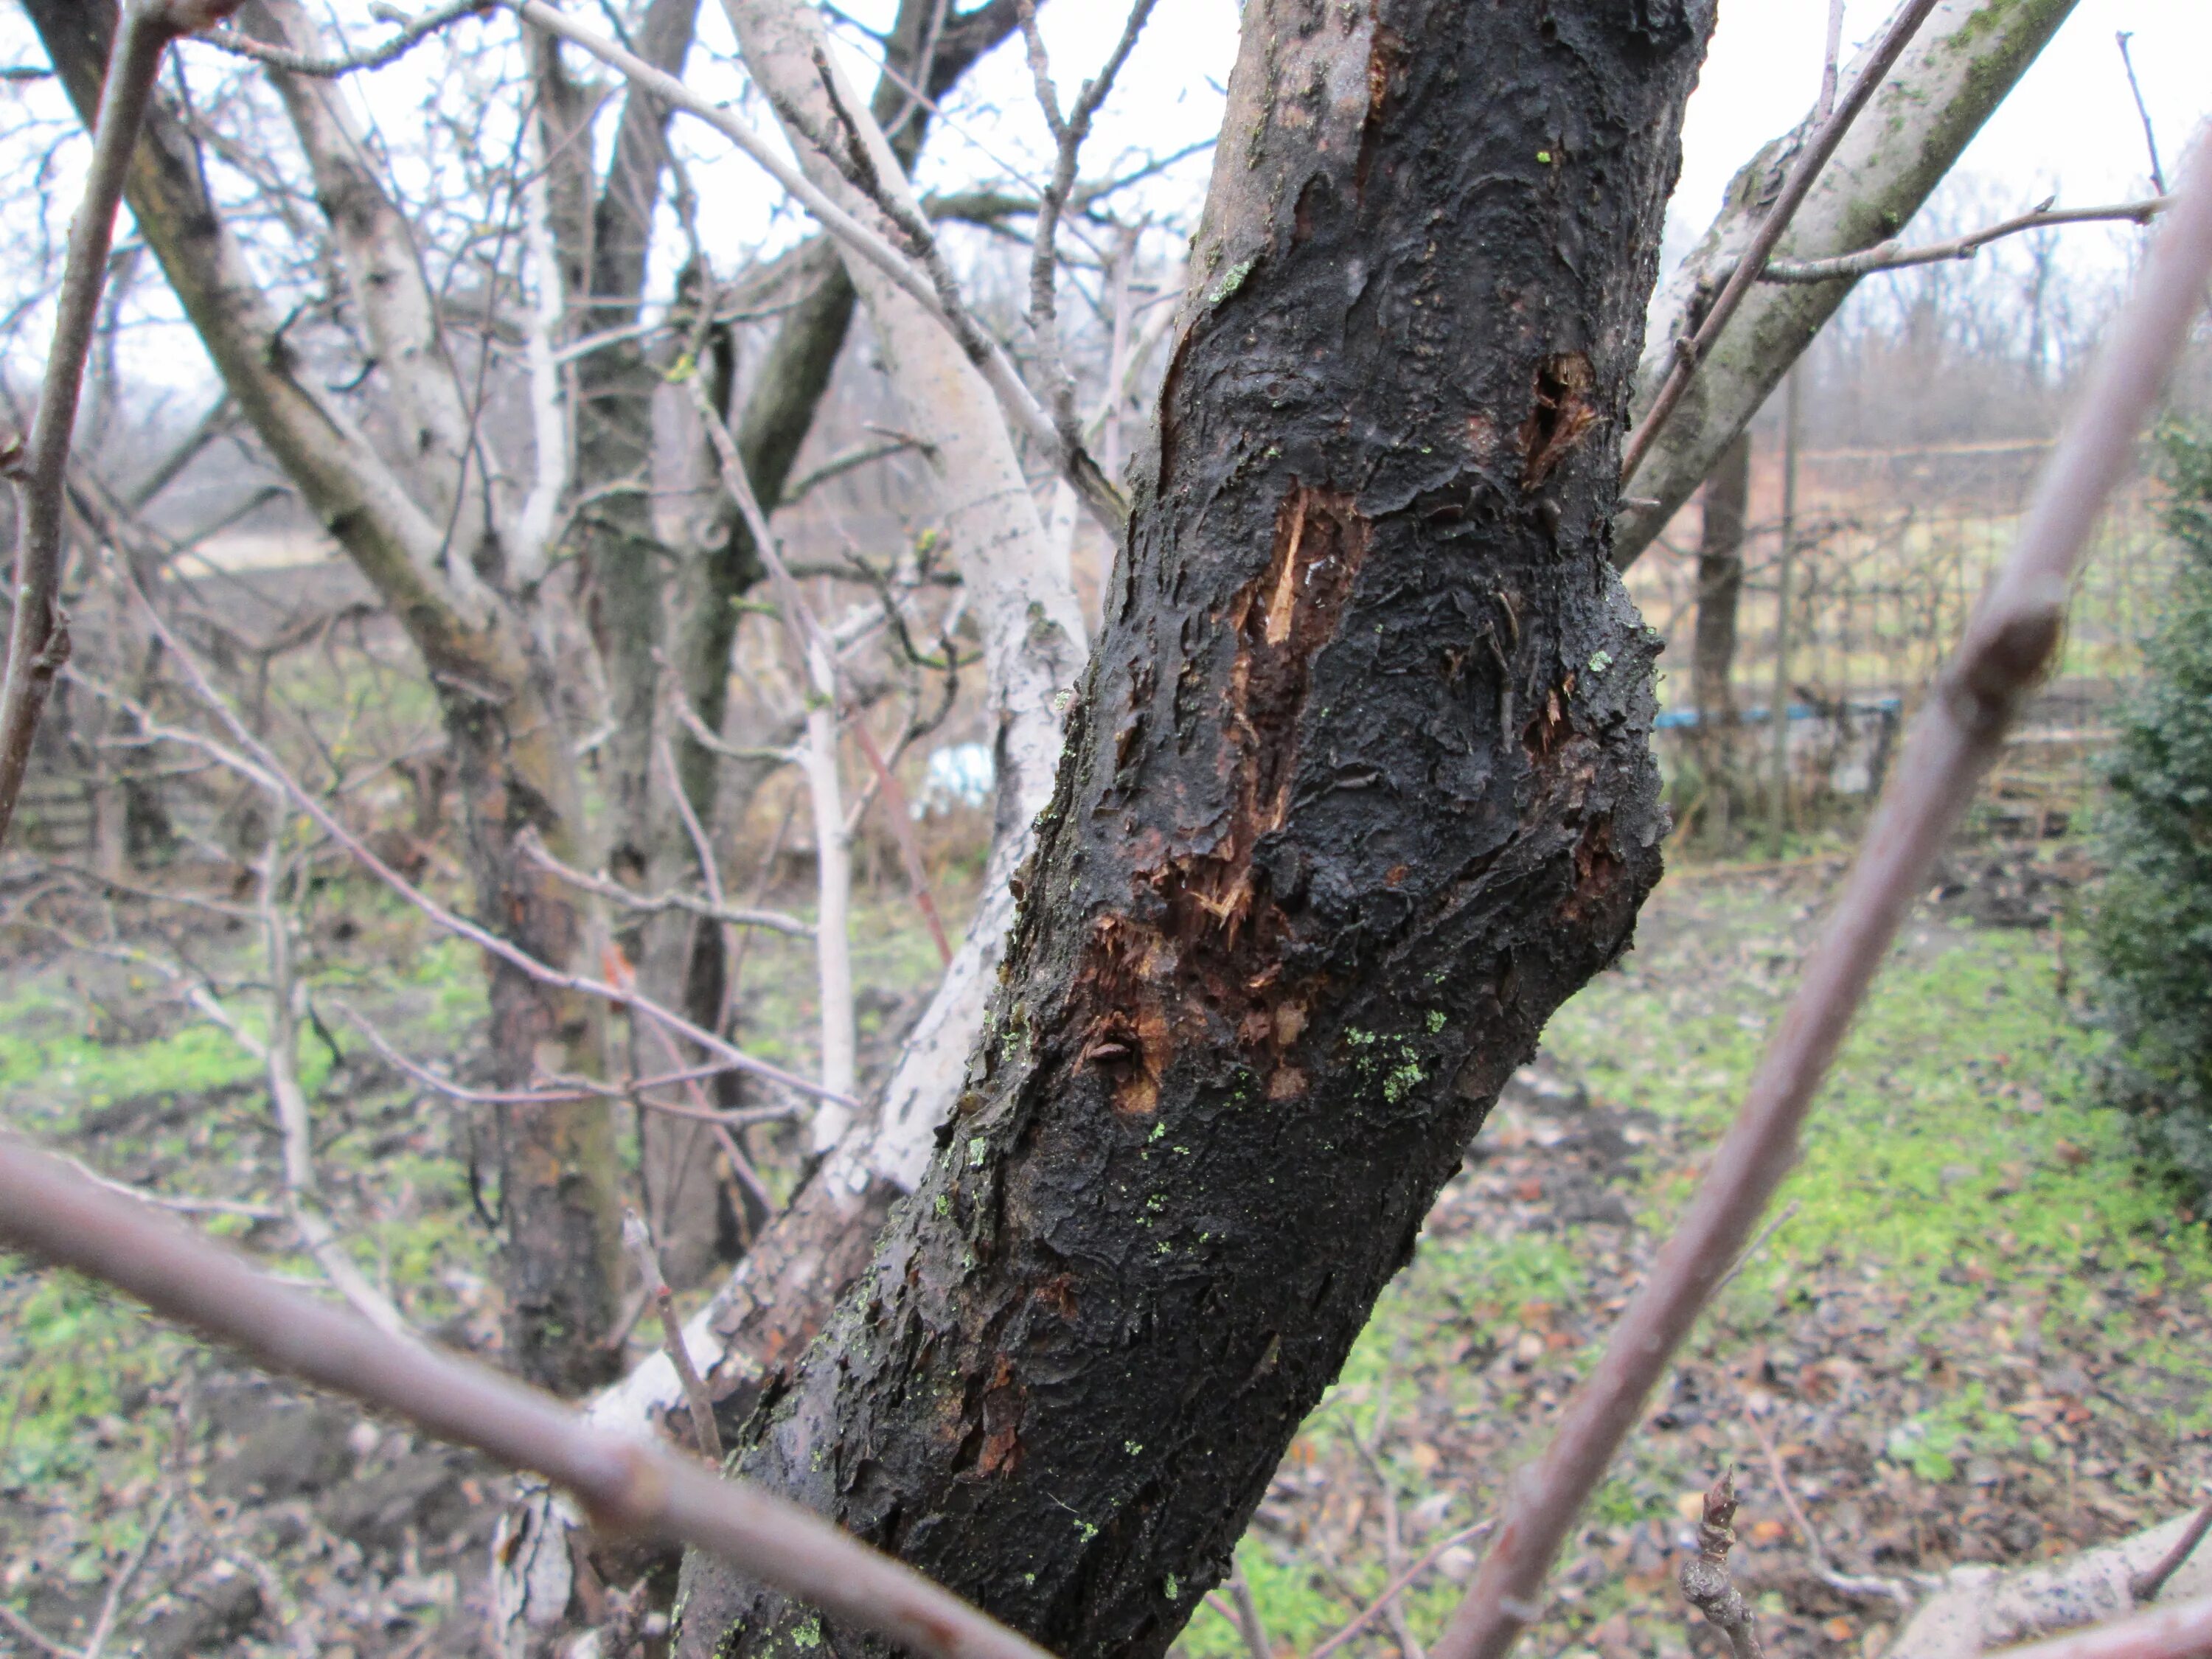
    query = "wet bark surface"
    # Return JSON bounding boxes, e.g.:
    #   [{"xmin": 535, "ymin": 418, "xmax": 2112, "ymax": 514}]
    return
[{"xmin": 678, "ymin": 3, "xmax": 1707, "ymax": 1655}]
